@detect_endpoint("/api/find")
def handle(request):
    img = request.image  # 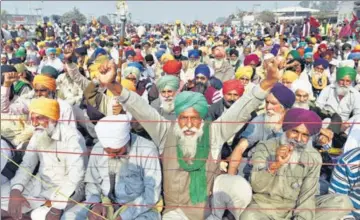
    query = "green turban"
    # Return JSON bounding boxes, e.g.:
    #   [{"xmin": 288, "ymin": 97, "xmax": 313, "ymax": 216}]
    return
[
  {"xmin": 336, "ymin": 67, "xmax": 357, "ymax": 82},
  {"xmin": 288, "ymin": 50, "xmax": 300, "ymax": 59},
  {"xmin": 174, "ymin": 91, "xmax": 208, "ymax": 118},
  {"xmin": 41, "ymin": 66, "xmax": 60, "ymax": 79},
  {"xmin": 14, "ymin": 63, "xmax": 26, "ymax": 73},
  {"xmin": 15, "ymin": 48, "xmax": 26, "ymax": 58},
  {"xmin": 157, "ymin": 75, "xmax": 180, "ymax": 91},
  {"xmin": 123, "ymin": 66, "xmax": 140, "ymax": 81}
]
